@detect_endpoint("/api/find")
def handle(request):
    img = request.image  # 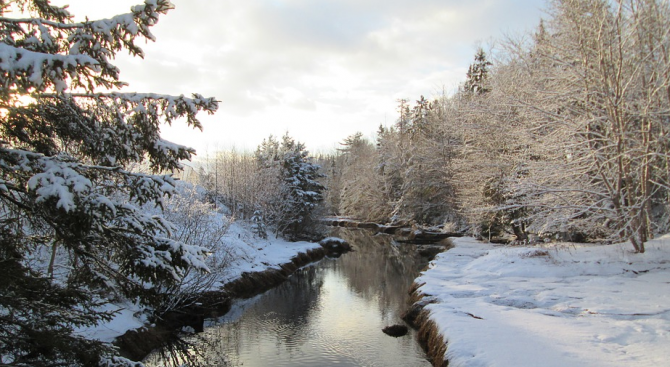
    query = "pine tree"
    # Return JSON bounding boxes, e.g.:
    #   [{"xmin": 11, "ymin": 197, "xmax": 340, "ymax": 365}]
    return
[
  {"xmin": 0, "ymin": 1, "xmax": 217, "ymax": 366},
  {"xmin": 275, "ymin": 133, "xmax": 325, "ymax": 240},
  {"xmin": 251, "ymin": 209, "xmax": 268, "ymax": 239},
  {"xmin": 463, "ymin": 48, "xmax": 493, "ymax": 95},
  {"xmin": 254, "ymin": 135, "xmax": 281, "ymax": 168}
]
